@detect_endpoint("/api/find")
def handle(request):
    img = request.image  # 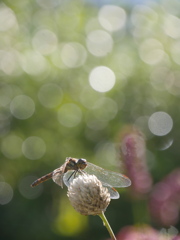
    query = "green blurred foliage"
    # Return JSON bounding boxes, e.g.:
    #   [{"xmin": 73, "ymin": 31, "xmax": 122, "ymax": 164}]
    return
[{"xmin": 0, "ymin": 0, "xmax": 180, "ymax": 239}]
